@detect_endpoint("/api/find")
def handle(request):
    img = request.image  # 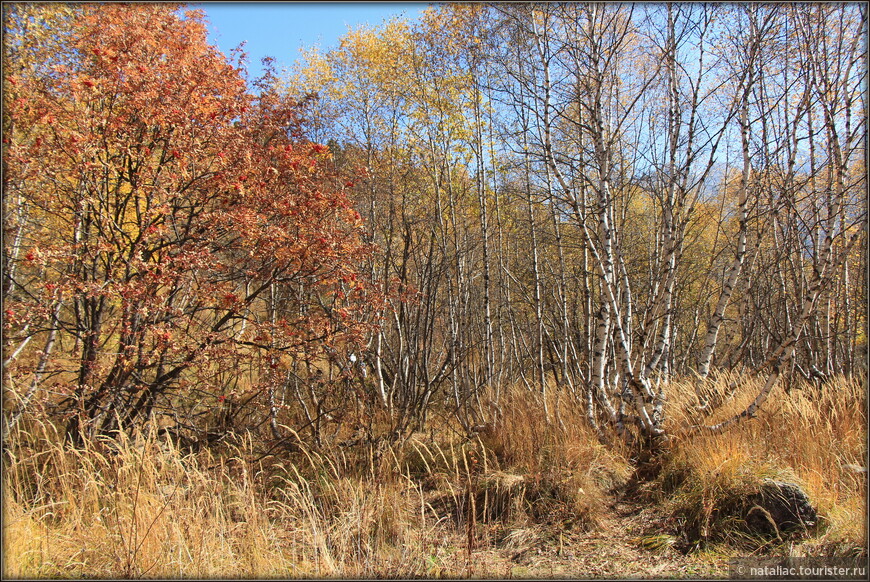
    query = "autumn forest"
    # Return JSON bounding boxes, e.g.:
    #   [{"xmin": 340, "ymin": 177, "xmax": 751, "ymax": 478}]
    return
[{"xmin": 3, "ymin": 3, "xmax": 867, "ymax": 578}]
